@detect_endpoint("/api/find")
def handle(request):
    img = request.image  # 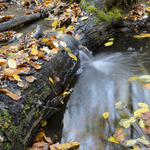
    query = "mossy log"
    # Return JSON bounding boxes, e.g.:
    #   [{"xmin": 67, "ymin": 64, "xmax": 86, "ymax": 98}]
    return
[{"xmin": 0, "ymin": 36, "xmax": 80, "ymax": 150}]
